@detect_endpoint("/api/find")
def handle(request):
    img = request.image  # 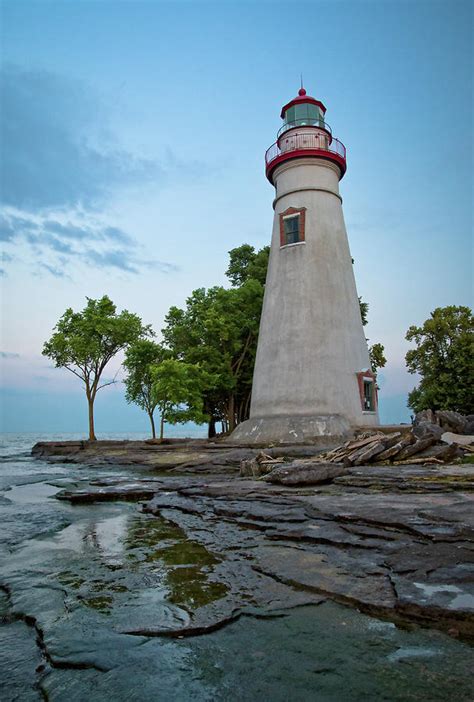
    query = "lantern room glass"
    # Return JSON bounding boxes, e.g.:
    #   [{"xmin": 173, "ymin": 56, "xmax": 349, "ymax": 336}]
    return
[{"xmin": 283, "ymin": 103, "xmax": 324, "ymax": 130}]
